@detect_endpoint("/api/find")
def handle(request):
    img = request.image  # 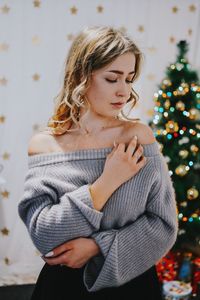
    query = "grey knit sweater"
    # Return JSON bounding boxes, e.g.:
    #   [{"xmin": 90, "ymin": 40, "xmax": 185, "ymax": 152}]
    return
[{"xmin": 18, "ymin": 141, "xmax": 178, "ymax": 292}]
